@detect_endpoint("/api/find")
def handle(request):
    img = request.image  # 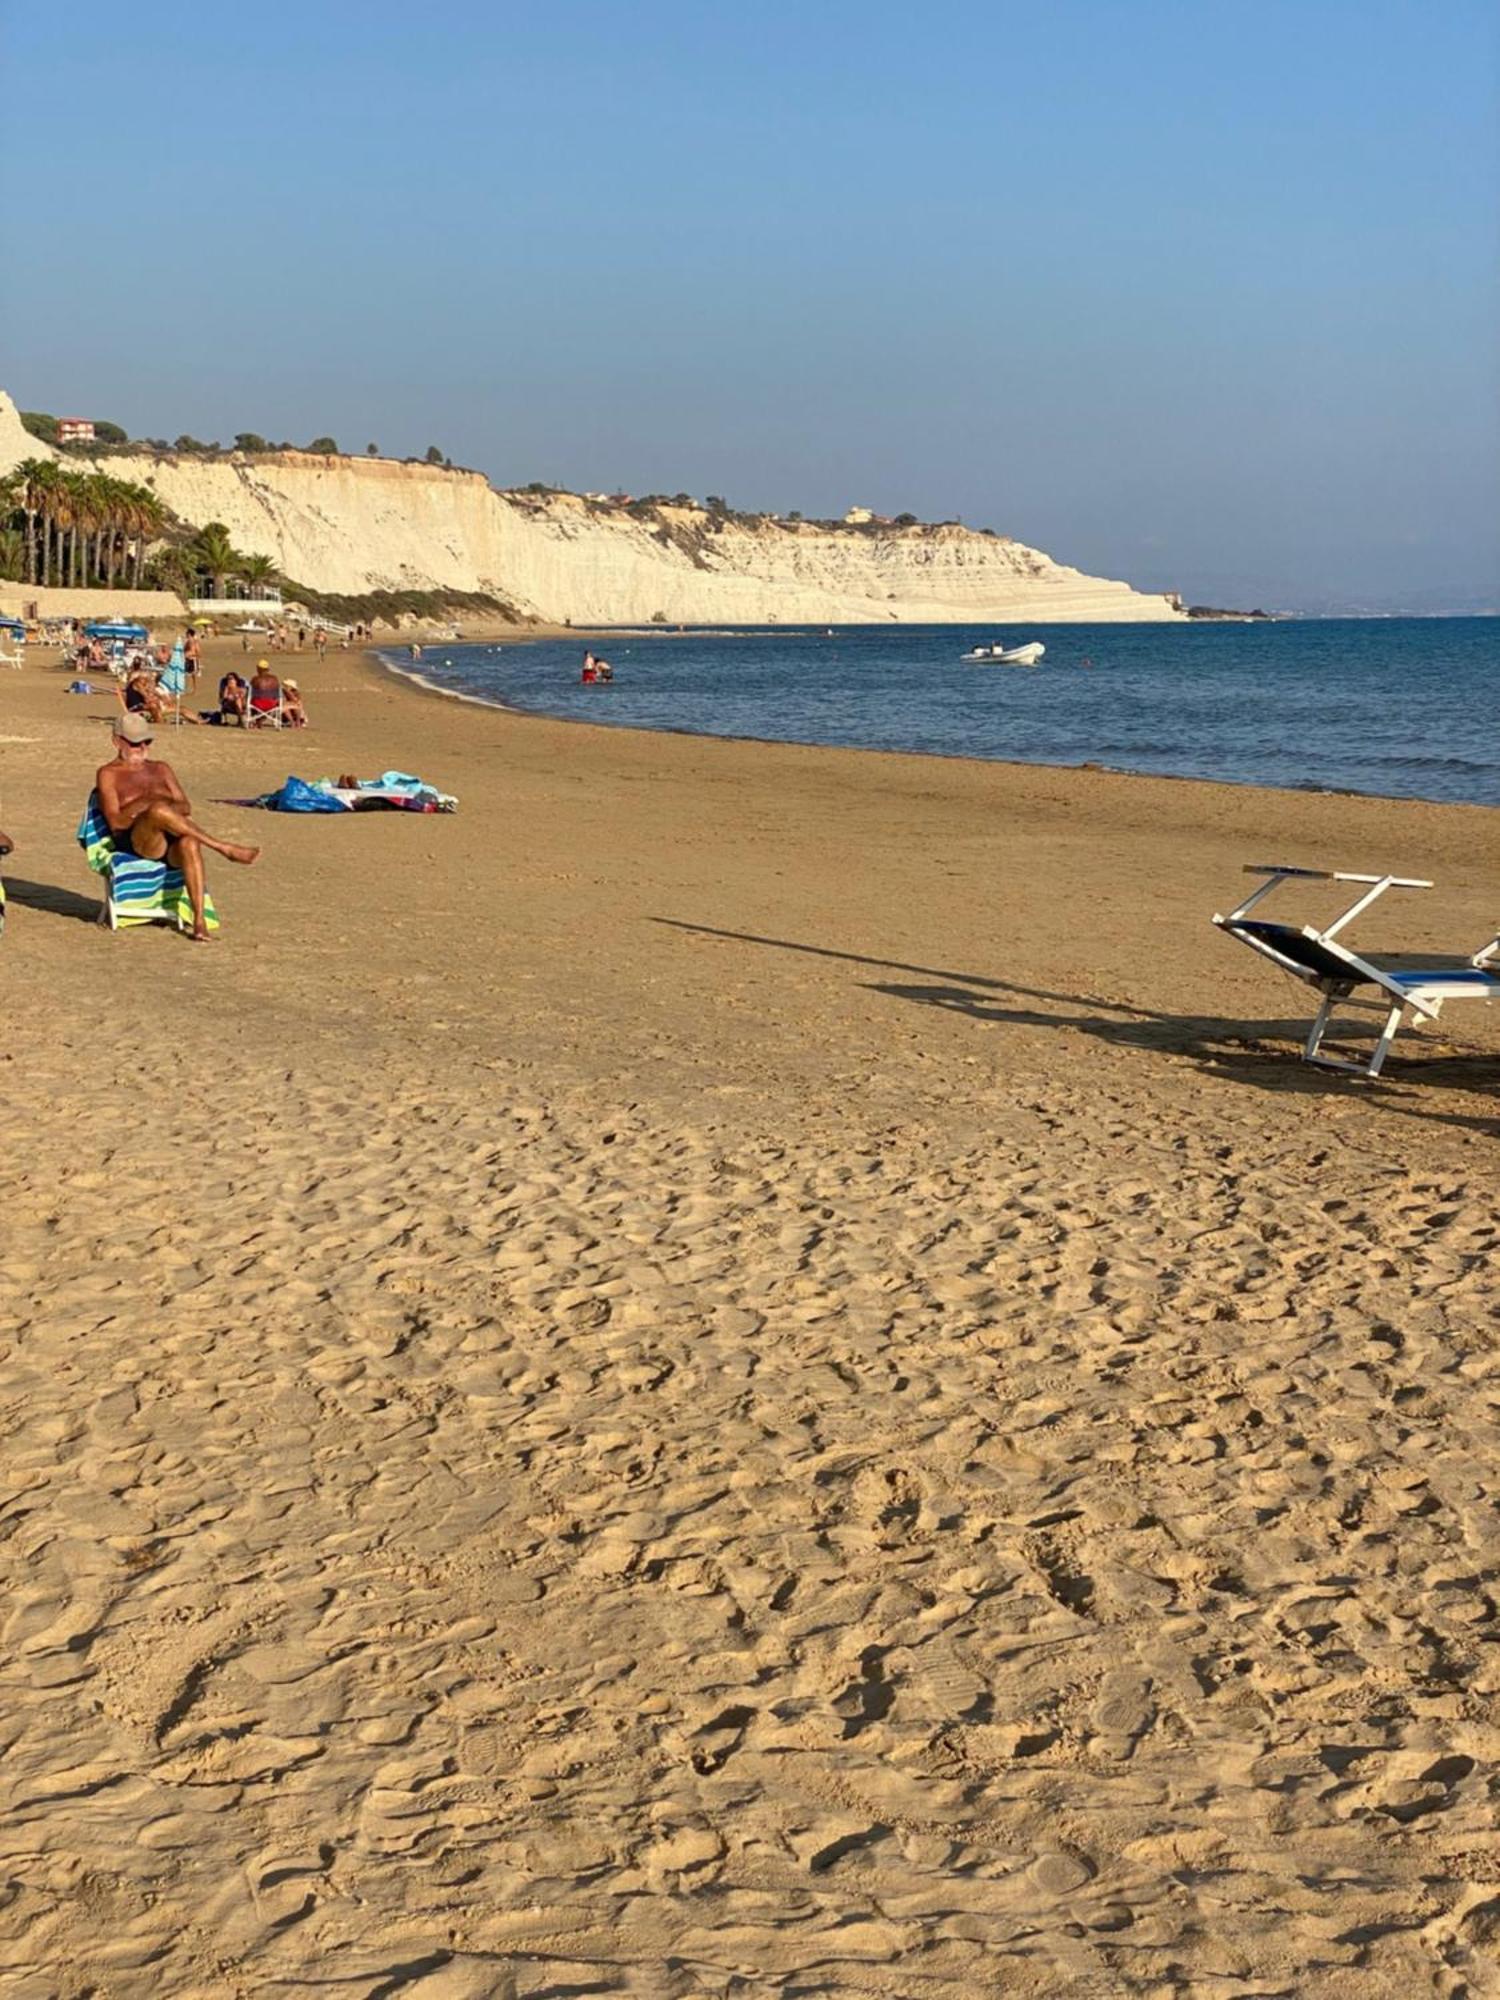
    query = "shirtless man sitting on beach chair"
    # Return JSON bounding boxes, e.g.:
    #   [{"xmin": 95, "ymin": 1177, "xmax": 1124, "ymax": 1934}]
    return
[{"xmin": 96, "ymin": 713, "xmax": 260, "ymax": 942}]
